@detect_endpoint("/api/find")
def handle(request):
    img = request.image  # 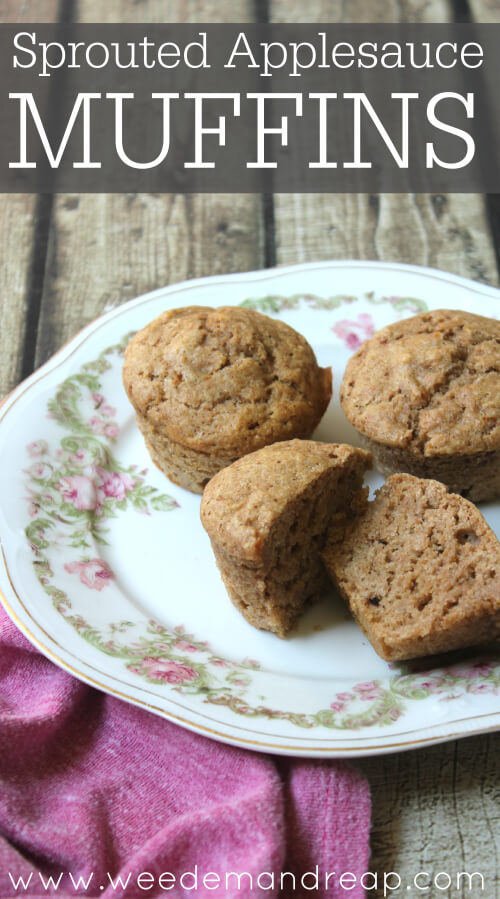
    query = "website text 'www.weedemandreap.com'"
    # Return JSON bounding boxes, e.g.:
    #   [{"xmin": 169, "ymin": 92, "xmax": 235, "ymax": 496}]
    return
[{"xmin": 6, "ymin": 866, "xmax": 486, "ymax": 895}]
